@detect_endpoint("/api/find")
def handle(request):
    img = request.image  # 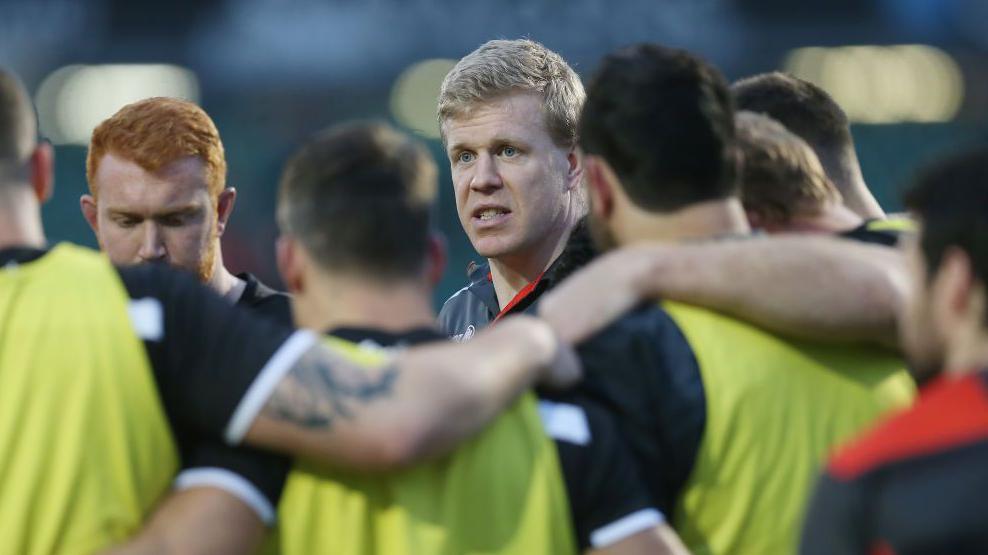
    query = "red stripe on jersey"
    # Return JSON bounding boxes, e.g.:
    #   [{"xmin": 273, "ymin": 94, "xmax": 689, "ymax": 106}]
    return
[
  {"xmin": 829, "ymin": 372, "xmax": 988, "ymax": 480},
  {"xmin": 492, "ymin": 271, "xmax": 545, "ymax": 324}
]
